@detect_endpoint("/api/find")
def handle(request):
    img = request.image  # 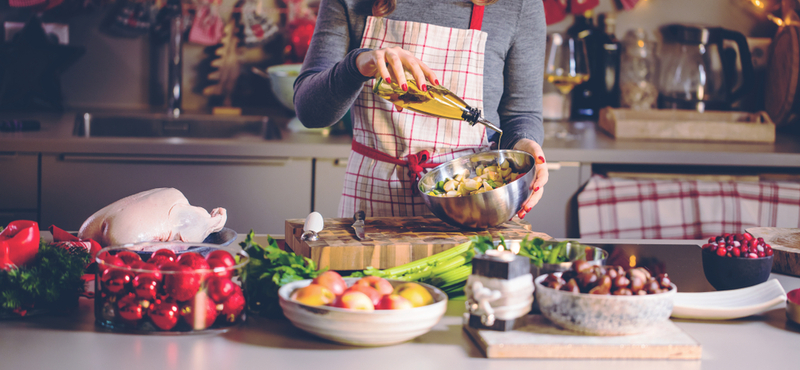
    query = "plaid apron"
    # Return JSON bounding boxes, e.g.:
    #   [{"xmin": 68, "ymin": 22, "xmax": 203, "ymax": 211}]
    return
[{"xmin": 338, "ymin": 6, "xmax": 490, "ymax": 217}]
